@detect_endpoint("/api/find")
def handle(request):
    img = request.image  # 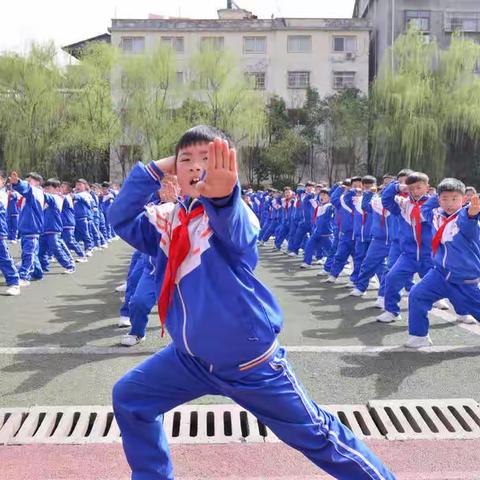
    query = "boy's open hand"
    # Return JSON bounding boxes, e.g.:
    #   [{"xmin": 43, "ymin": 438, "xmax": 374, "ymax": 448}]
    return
[
  {"xmin": 160, "ymin": 175, "xmax": 180, "ymax": 203},
  {"xmin": 9, "ymin": 171, "xmax": 19, "ymax": 185},
  {"xmin": 155, "ymin": 156, "xmax": 176, "ymax": 175},
  {"xmin": 468, "ymin": 195, "xmax": 480, "ymax": 217},
  {"xmin": 196, "ymin": 138, "xmax": 237, "ymax": 198}
]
